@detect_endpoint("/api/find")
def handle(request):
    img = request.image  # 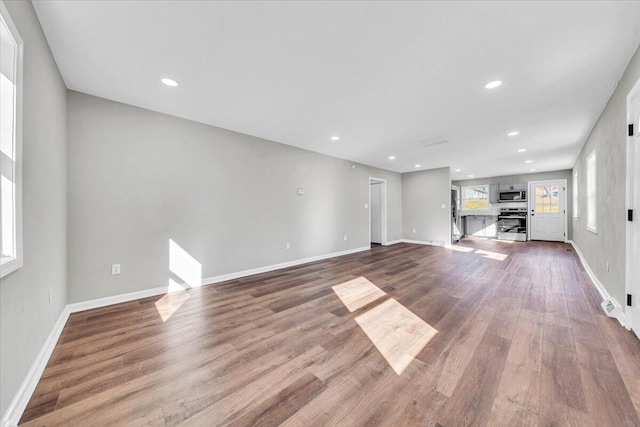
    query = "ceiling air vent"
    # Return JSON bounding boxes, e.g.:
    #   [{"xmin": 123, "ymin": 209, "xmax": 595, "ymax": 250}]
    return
[{"xmin": 413, "ymin": 135, "xmax": 449, "ymax": 149}]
